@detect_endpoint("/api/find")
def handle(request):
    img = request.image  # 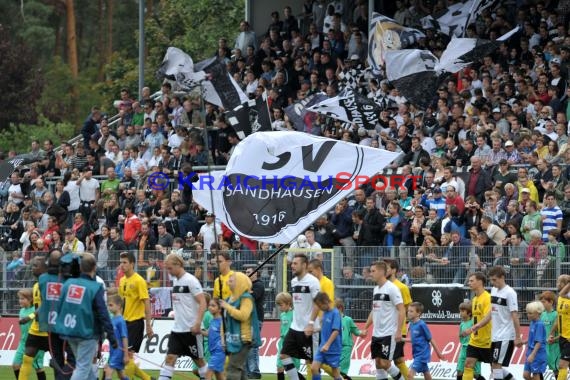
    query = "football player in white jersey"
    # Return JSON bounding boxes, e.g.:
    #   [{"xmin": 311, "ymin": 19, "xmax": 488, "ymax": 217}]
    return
[
  {"xmin": 364, "ymin": 261, "xmax": 405, "ymax": 380},
  {"xmin": 487, "ymin": 266, "xmax": 523, "ymax": 380},
  {"xmin": 280, "ymin": 254, "xmax": 321, "ymax": 380},
  {"xmin": 158, "ymin": 253, "xmax": 207, "ymax": 380}
]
